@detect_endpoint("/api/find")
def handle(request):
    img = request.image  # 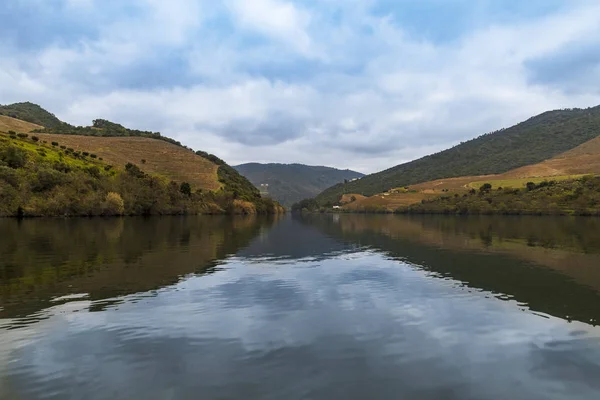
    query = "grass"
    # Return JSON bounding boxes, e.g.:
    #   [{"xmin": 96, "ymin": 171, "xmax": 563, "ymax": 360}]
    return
[
  {"xmin": 35, "ymin": 133, "xmax": 221, "ymax": 191},
  {"xmin": 343, "ymin": 192, "xmax": 437, "ymax": 211},
  {"xmin": 0, "ymin": 115, "xmax": 42, "ymax": 133},
  {"xmin": 1, "ymin": 133, "xmax": 112, "ymax": 174}
]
